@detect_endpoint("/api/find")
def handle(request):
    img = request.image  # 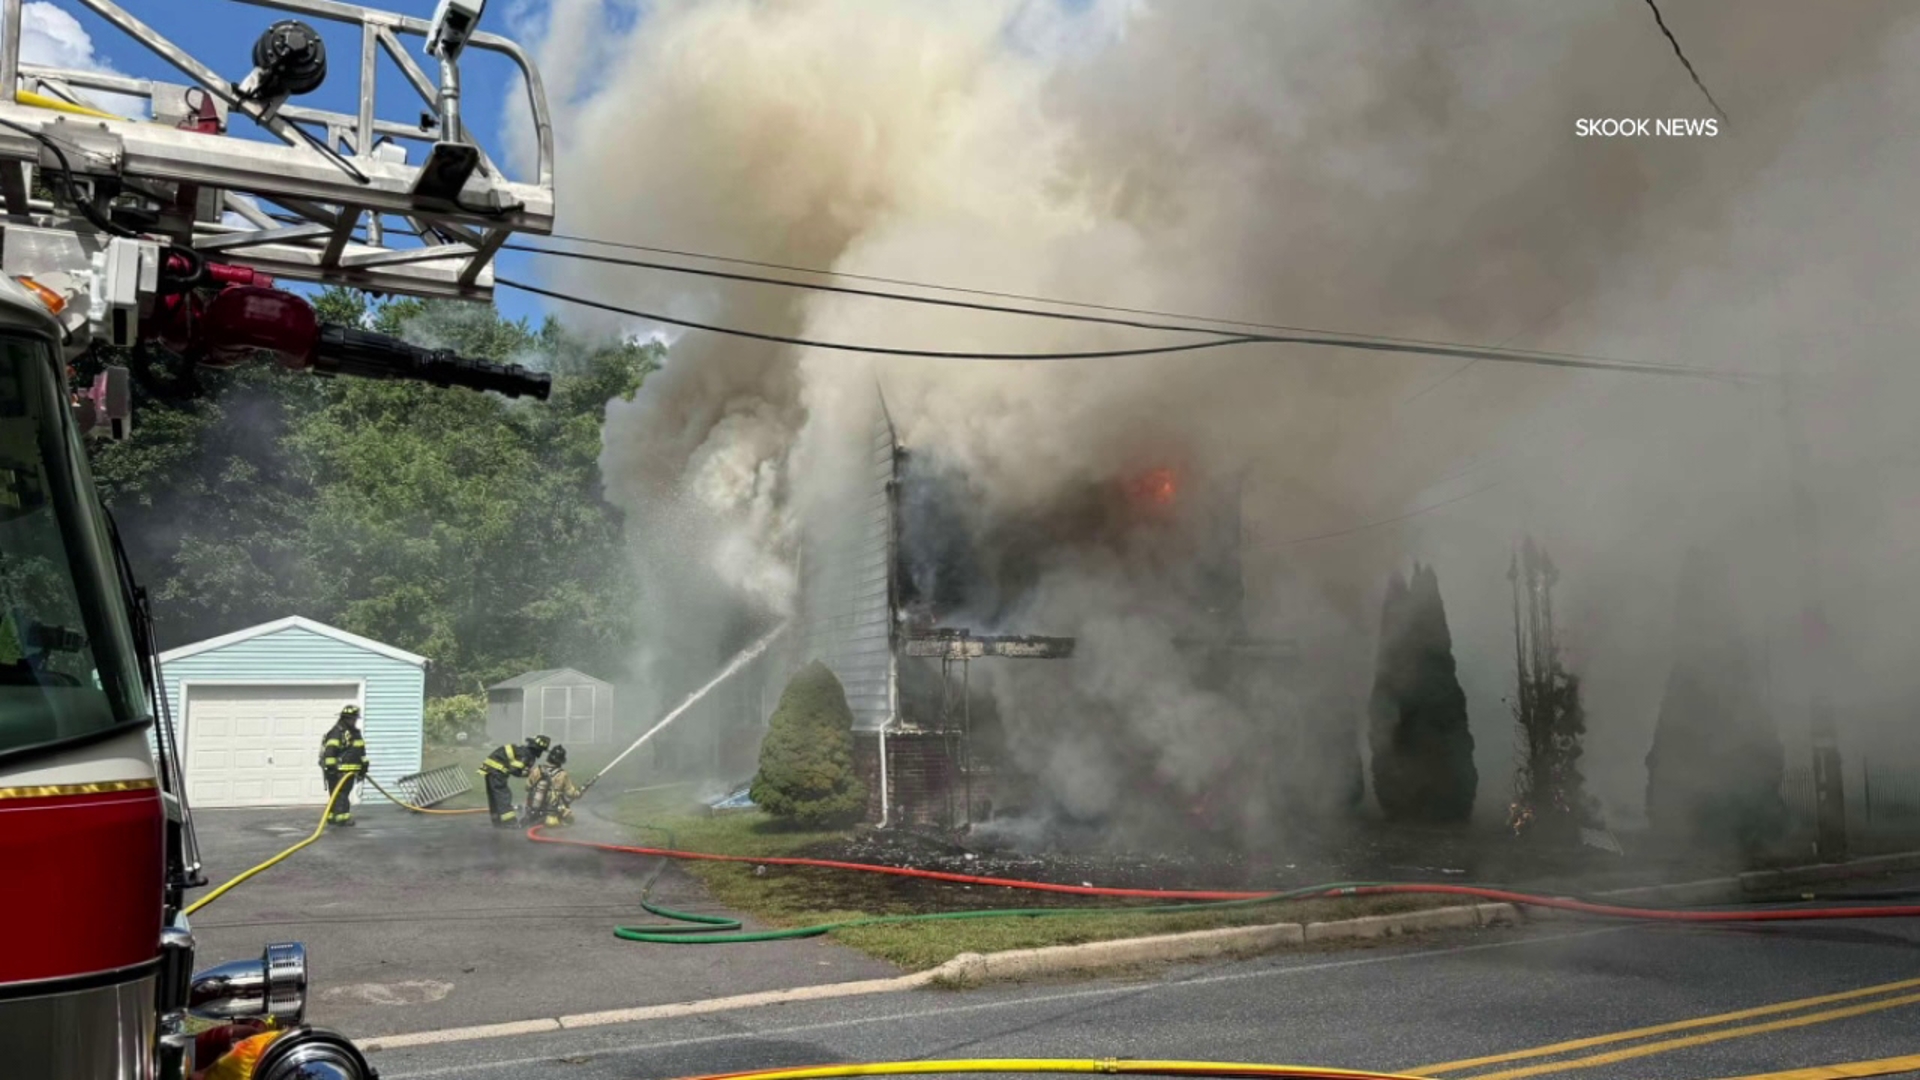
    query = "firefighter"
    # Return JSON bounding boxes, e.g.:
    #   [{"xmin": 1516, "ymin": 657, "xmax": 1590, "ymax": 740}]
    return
[
  {"xmin": 478, "ymin": 734, "xmax": 549, "ymax": 826},
  {"xmin": 318, "ymin": 705, "xmax": 368, "ymax": 826},
  {"xmin": 525, "ymin": 744, "xmax": 584, "ymax": 827}
]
